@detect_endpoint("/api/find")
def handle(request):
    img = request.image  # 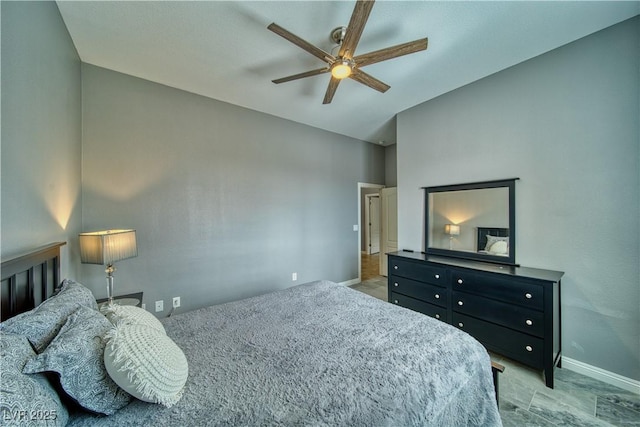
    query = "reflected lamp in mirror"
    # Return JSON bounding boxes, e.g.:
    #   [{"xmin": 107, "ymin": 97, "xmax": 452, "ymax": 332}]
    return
[
  {"xmin": 444, "ymin": 224, "xmax": 460, "ymax": 249},
  {"xmin": 444, "ymin": 224, "xmax": 460, "ymax": 235},
  {"xmin": 79, "ymin": 229, "xmax": 137, "ymax": 304}
]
